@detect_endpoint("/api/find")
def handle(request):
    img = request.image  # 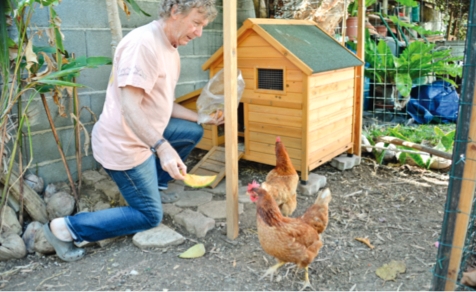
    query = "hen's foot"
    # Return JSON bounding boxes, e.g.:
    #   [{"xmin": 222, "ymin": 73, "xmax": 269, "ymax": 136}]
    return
[
  {"xmin": 259, "ymin": 261, "xmax": 285, "ymax": 282},
  {"xmin": 299, "ymin": 267, "xmax": 315, "ymax": 291}
]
